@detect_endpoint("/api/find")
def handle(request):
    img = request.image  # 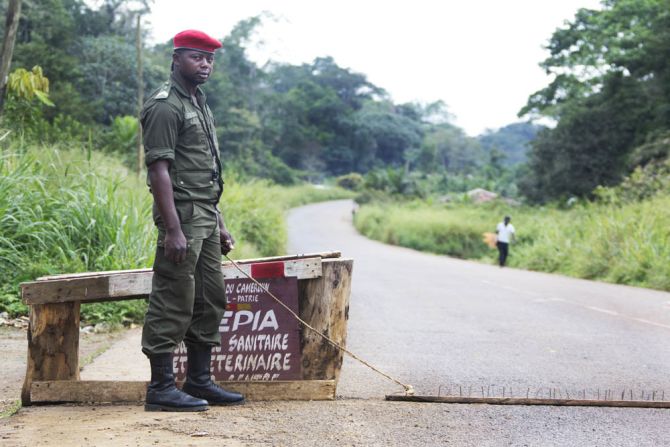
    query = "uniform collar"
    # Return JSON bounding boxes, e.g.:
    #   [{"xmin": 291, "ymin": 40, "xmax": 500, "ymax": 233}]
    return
[{"xmin": 170, "ymin": 72, "xmax": 206, "ymax": 100}]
